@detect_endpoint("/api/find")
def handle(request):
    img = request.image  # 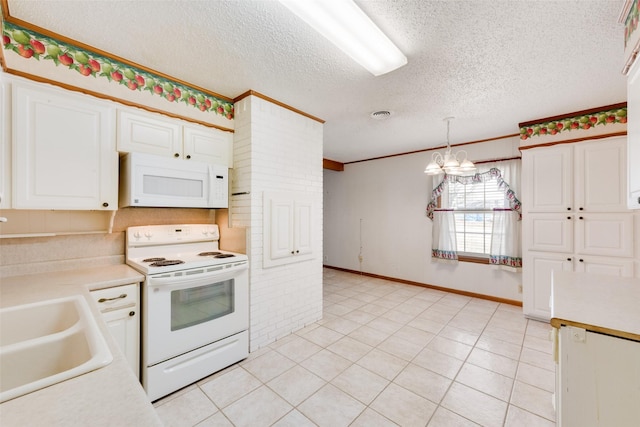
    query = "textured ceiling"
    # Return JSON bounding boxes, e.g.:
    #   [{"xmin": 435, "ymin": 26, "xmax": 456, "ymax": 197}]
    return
[{"xmin": 6, "ymin": 0, "xmax": 627, "ymax": 163}]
